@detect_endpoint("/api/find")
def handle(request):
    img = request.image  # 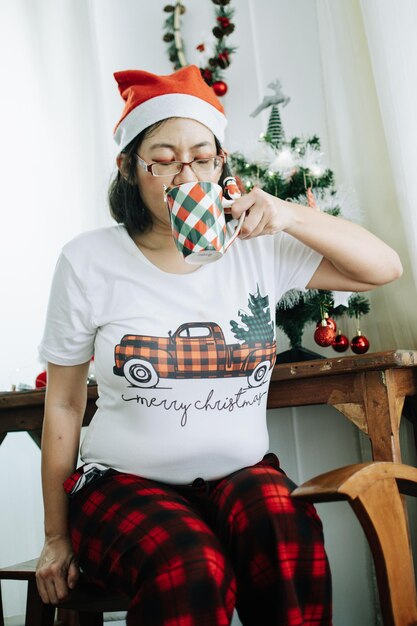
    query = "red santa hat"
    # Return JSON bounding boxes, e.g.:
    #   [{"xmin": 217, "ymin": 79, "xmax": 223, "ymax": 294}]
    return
[{"xmin": 113, "ymin": 65, "xmax": 227, "ymax": 152}]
